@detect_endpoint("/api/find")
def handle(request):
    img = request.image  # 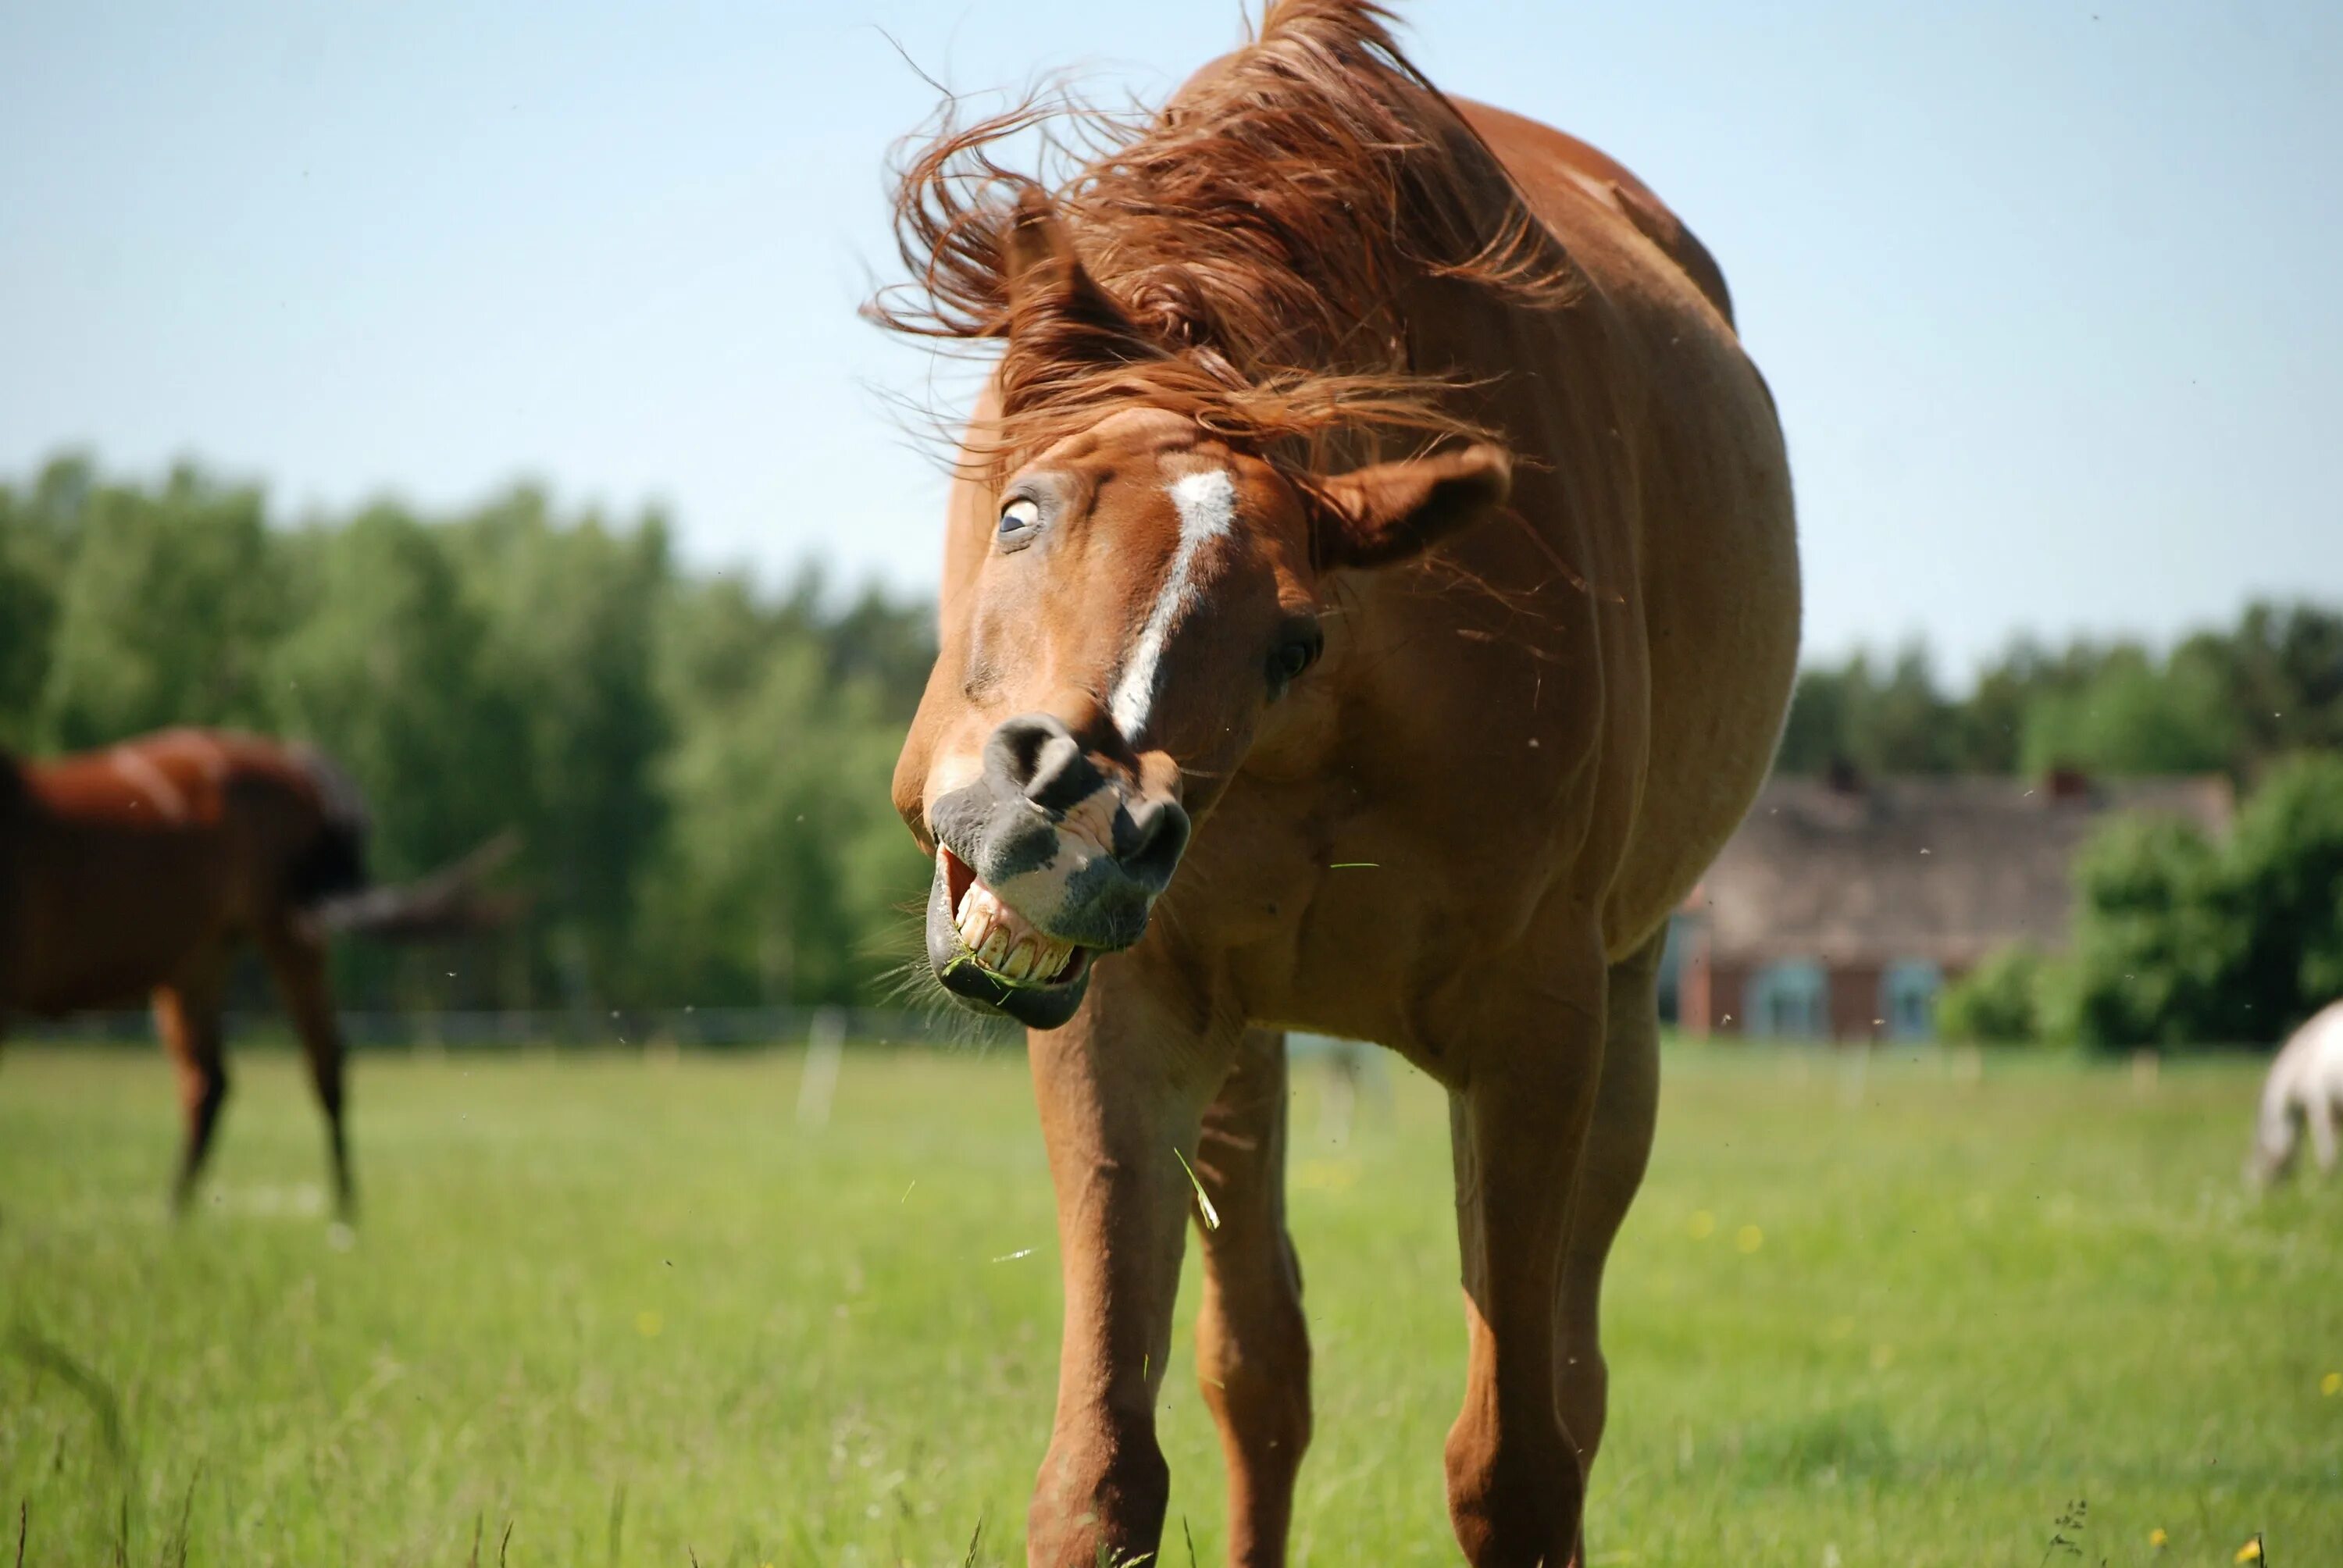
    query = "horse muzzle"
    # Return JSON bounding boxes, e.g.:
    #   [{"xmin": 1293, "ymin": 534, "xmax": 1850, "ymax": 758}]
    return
[{"xmin": 922, "ymin": 713, "xmax": 1189, "ymax": 1029}]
